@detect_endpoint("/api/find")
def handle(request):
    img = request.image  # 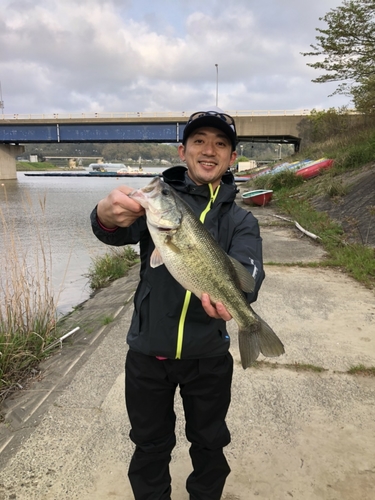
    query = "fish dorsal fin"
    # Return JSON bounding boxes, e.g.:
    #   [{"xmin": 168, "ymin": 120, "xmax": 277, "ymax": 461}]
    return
[
  {"xmin": 229, "ymin": 256, "xmax": 255, "ymax": 293},
  {"xmin": 150, "ymin": 248, "xmax": 164, "ymax": 268}
]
